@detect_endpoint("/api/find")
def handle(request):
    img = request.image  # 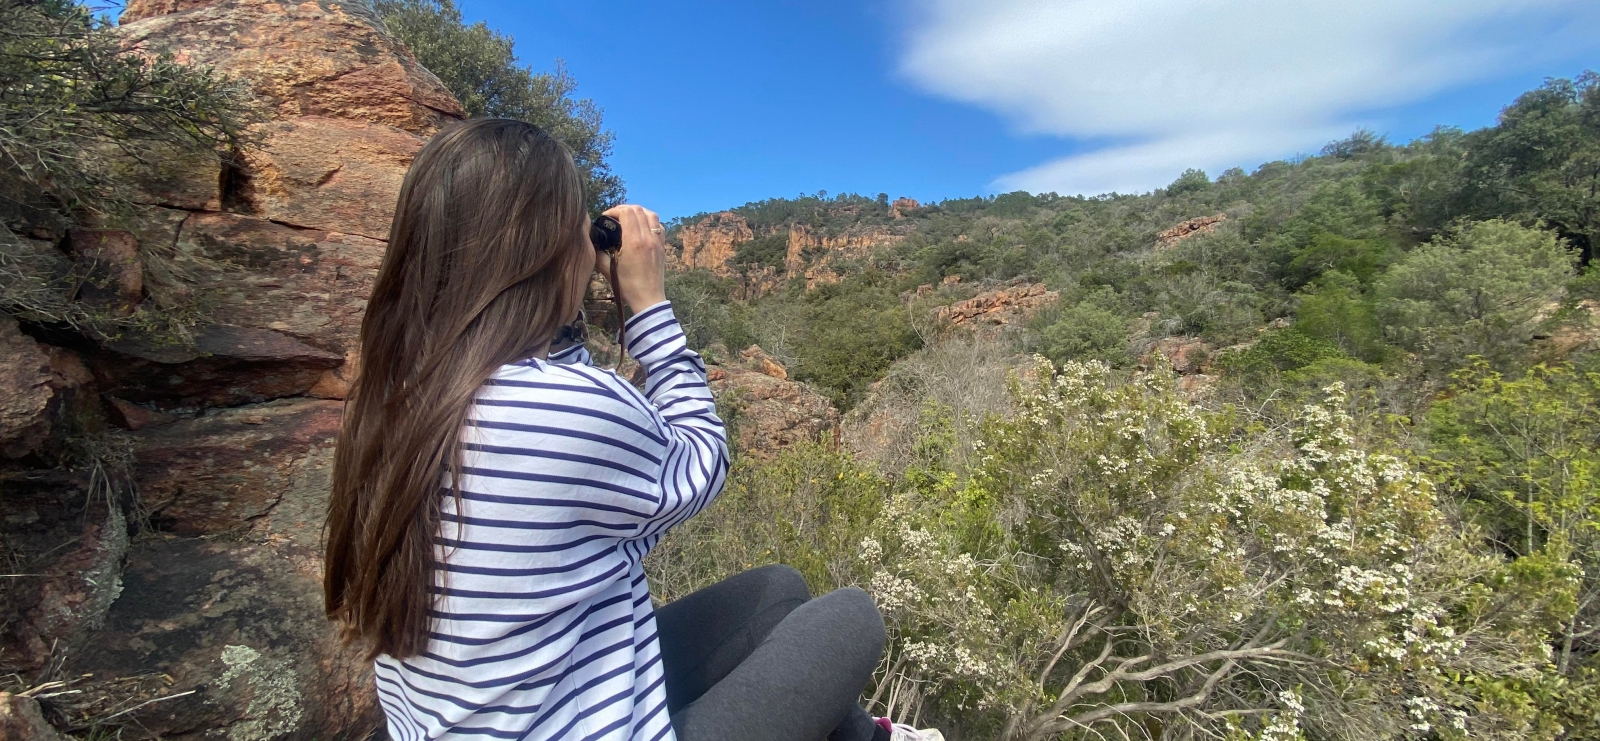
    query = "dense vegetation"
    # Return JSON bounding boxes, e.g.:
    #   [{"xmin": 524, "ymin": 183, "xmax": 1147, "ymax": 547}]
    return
[
  {"xmin": 650, "ymin": 73, "xmax": 1600, "ymax": 739},
  {"xmin": 374, "ymin": 0, "xmax": 624, "ymax": 211}
]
